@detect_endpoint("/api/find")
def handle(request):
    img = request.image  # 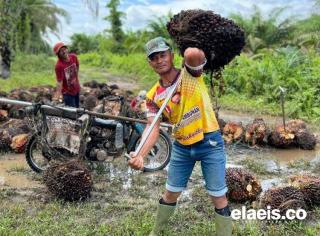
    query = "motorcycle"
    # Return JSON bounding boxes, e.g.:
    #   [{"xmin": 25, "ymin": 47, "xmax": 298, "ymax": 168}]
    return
[{"xmin": 0, "ymin": 97, "xmax": 172, "ymax": 173}]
